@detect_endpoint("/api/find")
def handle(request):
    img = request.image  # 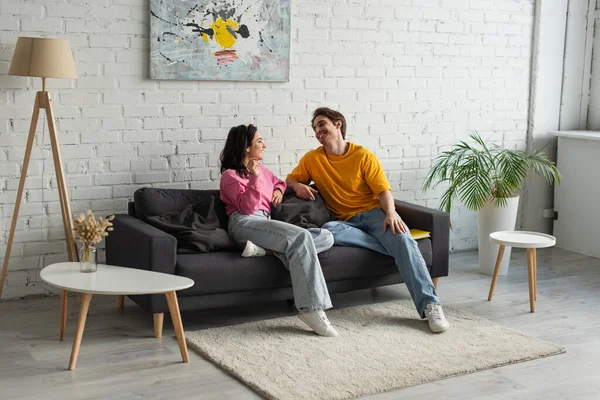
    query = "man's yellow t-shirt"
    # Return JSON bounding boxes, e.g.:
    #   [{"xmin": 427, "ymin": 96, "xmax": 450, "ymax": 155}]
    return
[{"xmin": 287, "ymin": 143, "xmax": 391, "ymax": 221}]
